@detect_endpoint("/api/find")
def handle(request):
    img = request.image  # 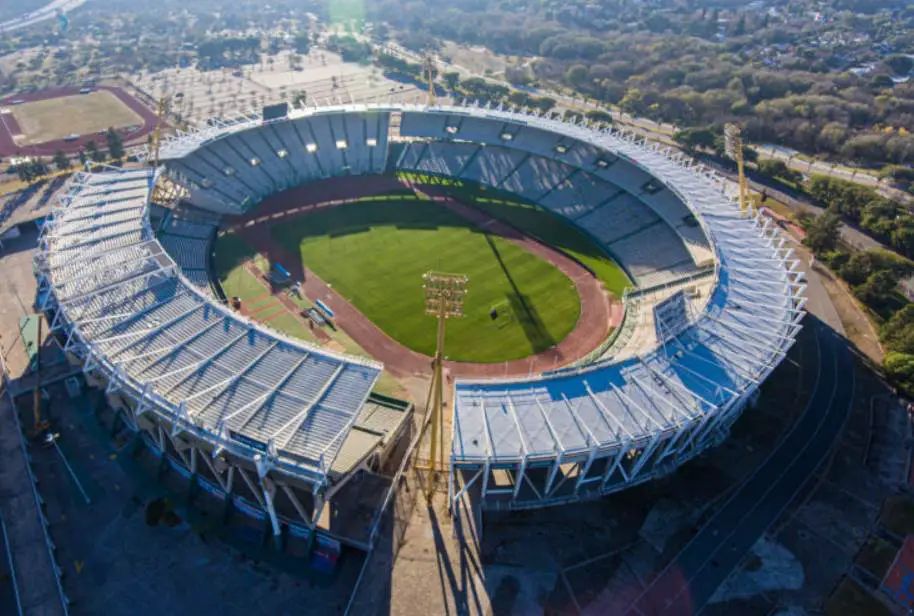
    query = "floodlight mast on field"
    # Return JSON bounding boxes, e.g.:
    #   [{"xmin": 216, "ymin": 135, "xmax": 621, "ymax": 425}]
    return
[
  {"xmin": 421, "ymin": 271, "xmax": 468, "ymax": 504},
  {"xmin": 724, "ymin": 123, "xmax": 749, "ymax": 212}
]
